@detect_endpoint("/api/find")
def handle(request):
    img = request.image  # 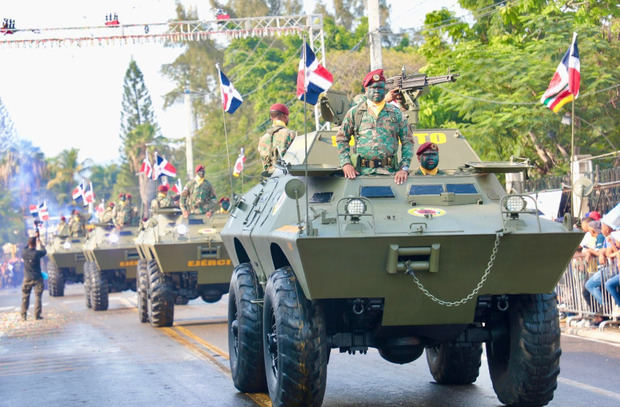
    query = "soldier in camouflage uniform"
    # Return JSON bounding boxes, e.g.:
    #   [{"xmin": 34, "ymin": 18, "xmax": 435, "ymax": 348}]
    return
[
  {"xmin": 56, "ymin": 216, "xmax": 69, "ymax": 237},
  {"xmin": 113, "ymin": 193, "xmax": 133, "ymax": 228},
  {"xmin": 180, "ymin": 165, "xmax": 218, "ymax": 218},
  {"xmin": 151, "ymin": 184, "xmax": 173, "ymax": 213},
  {"xmin": 100, "ymin": 202, "xmax": 115, "ymax": 223},
  {"xmin": 258, "ymin": 103, "xmax": 296, "ymax": 175},
  {"xmin": 414, "ymin": 142, "xmax": 445, "ymax": 176},
  {"xmin": 68, "ymin": 210, "xmax": 85, "ymax": 237},
  {"xmin": 336, "ymin": 69, "xmax": 414, "ymax": 185}
]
